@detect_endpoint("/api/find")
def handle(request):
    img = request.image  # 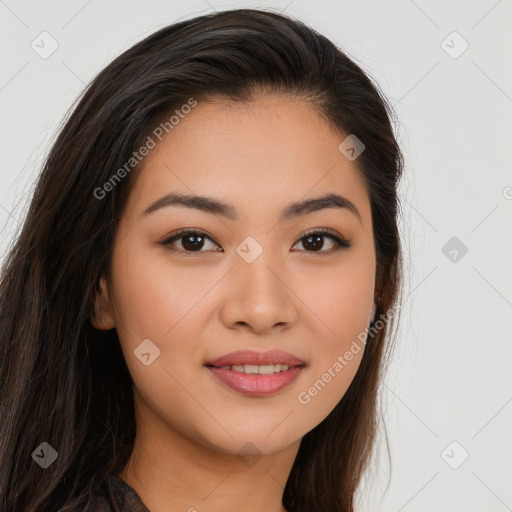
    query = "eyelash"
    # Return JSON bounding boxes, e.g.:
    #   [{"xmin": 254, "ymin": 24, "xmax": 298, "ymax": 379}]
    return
[{"xmin": 160, "ymin": 227, "xmax": 351, "ymax": 256}]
